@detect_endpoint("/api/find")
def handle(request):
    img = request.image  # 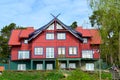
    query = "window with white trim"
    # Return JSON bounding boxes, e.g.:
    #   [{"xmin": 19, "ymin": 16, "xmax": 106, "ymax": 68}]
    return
[
  {"xmin": 69, "ymin": 47, "xmax": 77, "ymax": 55},
  {"xmin": 36, "ymin": 64, "xmax": 43, "ymax": 70},
  {"xmin": 86, "ymin": 63, "xmax": 94, "ymax": 71},
  {"xmin": 47, "ymin": 24, "xmax": 54, "ymax": 30},
  {"xmin": 46, "ymin": 33, "xmax": 54, "ymax": 39},
  {"xmin": 34, "ymin": 47, "xmax": 43, "ymax": 55},
  {"xmin": 82, "ymin": 50, "xmax": 93, "ymax": 58},
  {"xmin": 18, "ymin": 64, "xmax": 26, "ymax": 70},
  {"xmin": 46, "ymin": 47, "xmax": 54, "ymax": 58},
  {"xmin": 57, "ymin": 33, "xmax": 66, "ymax": 40},
  {"xmin": 83, "ymin": 38, "xmax": 87, "ymax": 43},
  {"xmin": 58, "ymin": 47, "xmax": 65, "ymax": 55},
  {"xmin": 24, "ymin": 39, "xmax": 28, "ymax": 44},
  {"xmin": 18, "ymin": 51, "xmax": 29, "ymax": 59},
  {"xmin": 46, "ymin": 64, "xmax": 53, "ymax": 70},
  {"xmin": 56, "ymin": 23, "xmax": 63, "ymax": 29},
  {"xmin": 60, "ymin": 63, "xmax": 66, "ymax": 69},
  {"xmin": 69, "ymin": 63, "xmax": 76, "ymax": 68}
]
